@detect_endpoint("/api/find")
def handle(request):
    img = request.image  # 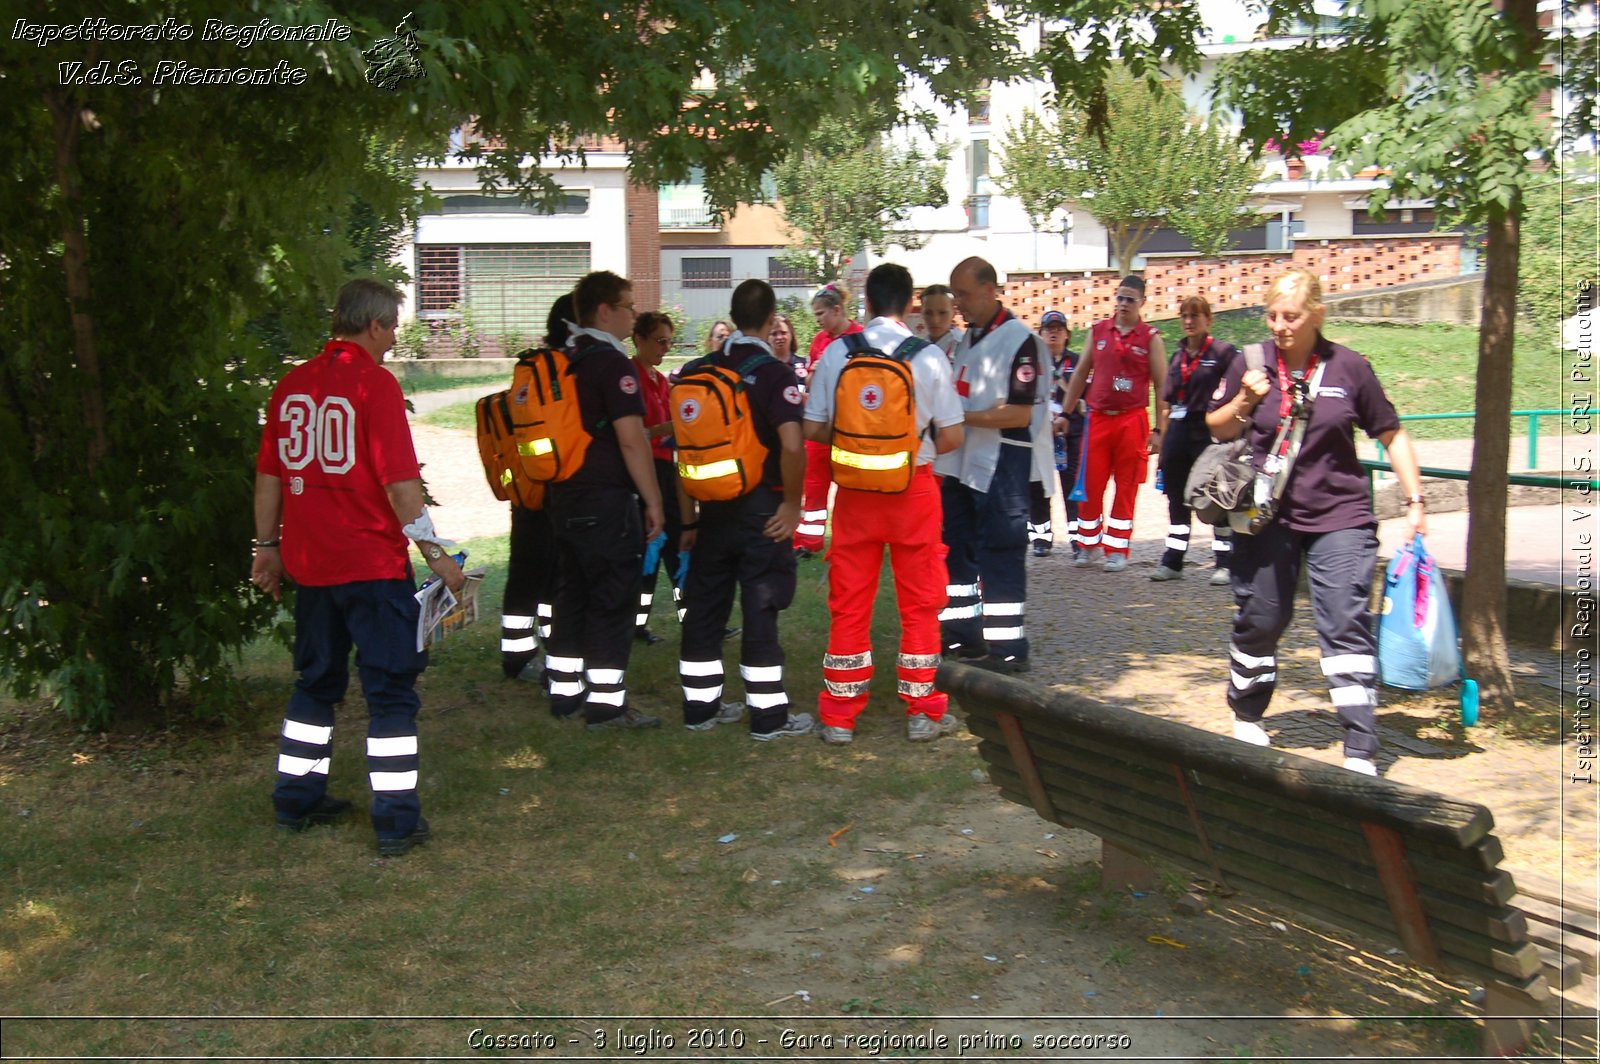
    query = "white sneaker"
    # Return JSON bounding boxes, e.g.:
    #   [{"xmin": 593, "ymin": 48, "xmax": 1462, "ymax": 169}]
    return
[
  {"xmin": 1102, "ymin": 554, "xmax": 1128, "ymax": 573},
  {"xmin": 907, "ymin": 712, "xmax": 961, "ymax": 742},
  {"xmin": 752, "ymin": 712, "xmax": 814, "ymax": 741},
  {"xmin": 1209, "ymin": 569, "xmax": 1231, "ymax": 586},
  {"xmin": 1233, "ymin": 719, "xmax": 1271, "ymax": 746},
  {"xmin": 1343, "ymin": 756, "xmax": 1378, "ymax": 776},
  {"xmin": 1073, "ymin": 548, "xmax": 1103, "ymax": 568},
  {"xmin": 820, "ymin": 725, "xmax": 854, "ymax": 746},
  {"xmin": 1149, "ymin": 565, "xmax": 1183, "ymax": 581},
  {"xmin": 684, "ymin": 700, "xmax": 746, "ymax": 731}
]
